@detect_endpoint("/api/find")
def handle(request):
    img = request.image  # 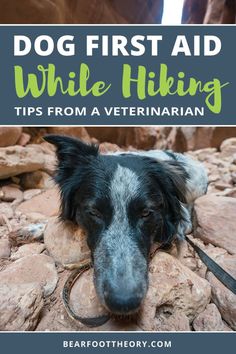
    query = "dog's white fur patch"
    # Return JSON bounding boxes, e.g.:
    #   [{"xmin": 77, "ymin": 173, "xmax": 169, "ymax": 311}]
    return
[
  {"xmin": 111, "ymin": 149, "xmax": 208, "ymax": 239},
  {"xmin": 112, "ymin": 150, "xmax": 208, "ymax": 203},
  {"xmin": 94, "ymin": 164, "xmax": 147, "ymax": 301},
  {"xmin": 110, "ymin": 164, "xmax": 140, "ymax": 214}
]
